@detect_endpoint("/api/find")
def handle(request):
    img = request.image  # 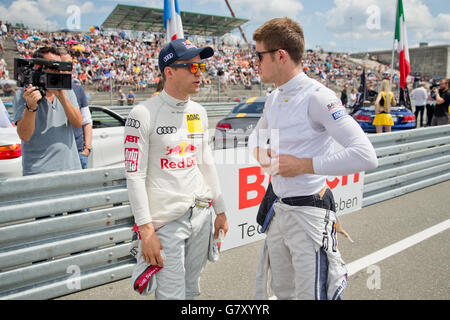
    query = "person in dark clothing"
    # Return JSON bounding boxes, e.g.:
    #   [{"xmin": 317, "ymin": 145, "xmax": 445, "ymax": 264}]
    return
[
  {"xmin": 431, "ymin": 79, "xmax": 450, "ymax": 126},
  {"xmin": 341, "ymin": 84, "xmax": 348, "ymax": 107}
]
